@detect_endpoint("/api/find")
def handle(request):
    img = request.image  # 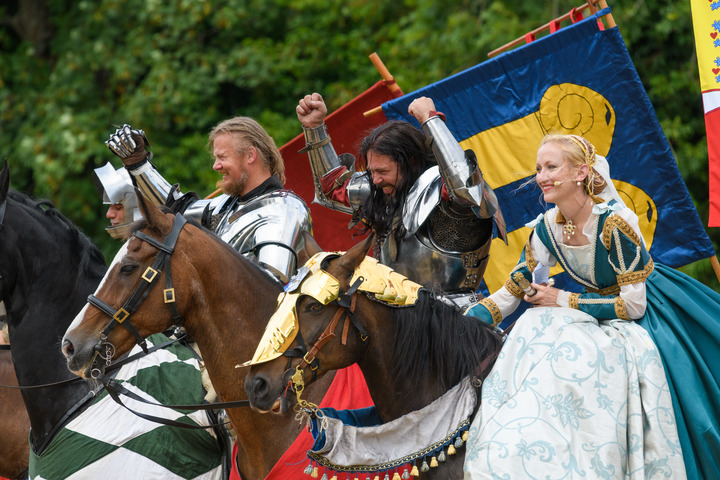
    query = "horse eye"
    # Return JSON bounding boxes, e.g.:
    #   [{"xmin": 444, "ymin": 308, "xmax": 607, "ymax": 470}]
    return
[
  {"xmin": 119, "ymin": 264, "xmax": 137, "ymax": 275},
  {"xmin": 305, "ymin": 300, "xmax": 324, "ymax": 312}
]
